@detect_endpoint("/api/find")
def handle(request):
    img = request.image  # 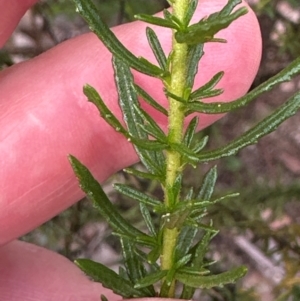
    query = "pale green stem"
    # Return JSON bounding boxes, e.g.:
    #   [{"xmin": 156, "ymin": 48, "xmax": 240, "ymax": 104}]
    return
[{"xmin": 160, "ymin": 0, "xmax": 190, "ymax": 298}]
